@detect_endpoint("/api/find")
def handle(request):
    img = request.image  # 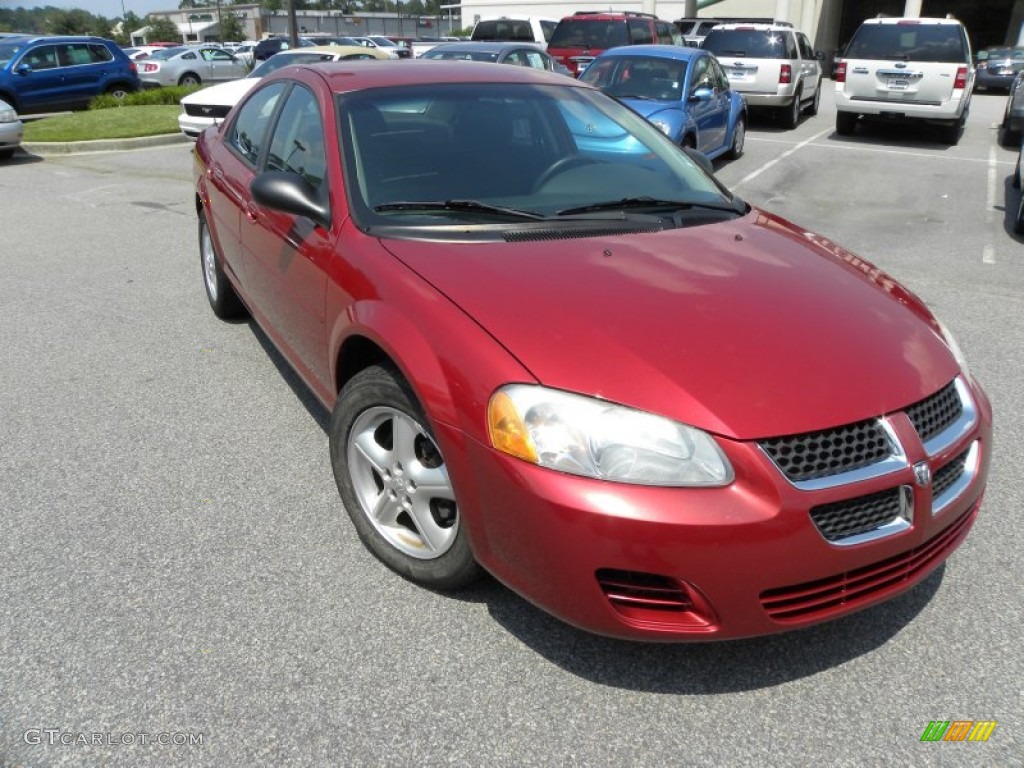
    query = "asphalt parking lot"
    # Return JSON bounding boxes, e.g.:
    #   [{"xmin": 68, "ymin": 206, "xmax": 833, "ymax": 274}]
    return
[{"xmin": 1, "ymin": 85, "xmax": 1021, "ymax": 767}]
